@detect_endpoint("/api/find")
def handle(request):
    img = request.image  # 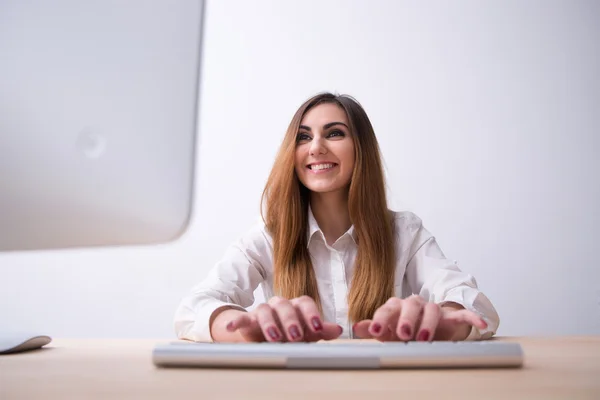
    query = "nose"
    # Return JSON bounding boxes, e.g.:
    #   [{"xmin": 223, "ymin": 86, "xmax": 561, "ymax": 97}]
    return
[{"xmin": 309, "ymin": 135, "xmax": 327, "ymax": 156}]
